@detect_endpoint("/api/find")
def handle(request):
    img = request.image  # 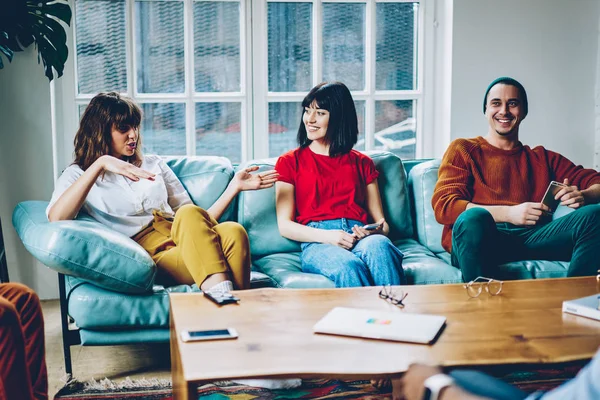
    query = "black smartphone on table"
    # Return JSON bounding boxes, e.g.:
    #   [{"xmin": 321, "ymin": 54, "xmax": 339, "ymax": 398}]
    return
[{"xmin": 180, "ymin": 328, "xmax": 238, "ymax": 342}]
